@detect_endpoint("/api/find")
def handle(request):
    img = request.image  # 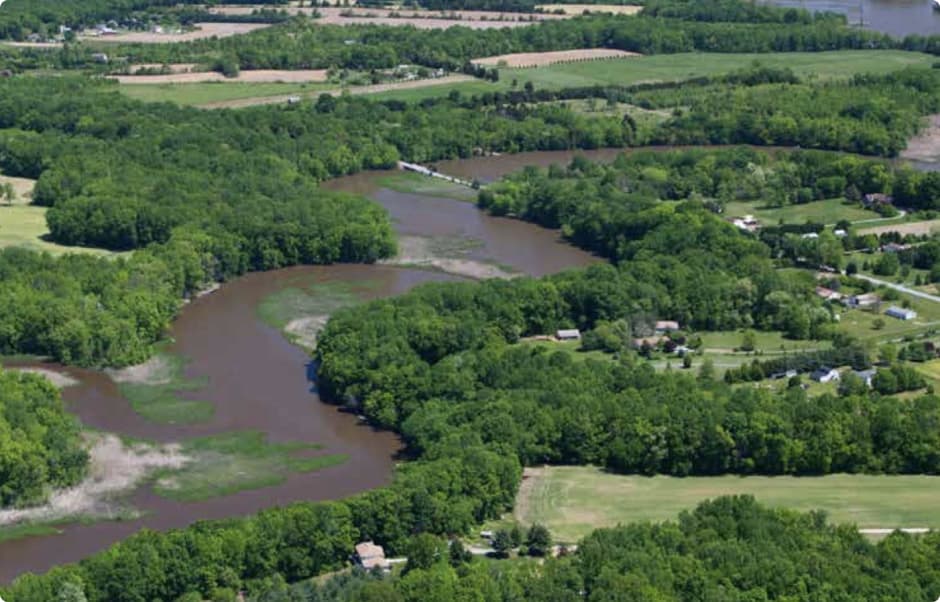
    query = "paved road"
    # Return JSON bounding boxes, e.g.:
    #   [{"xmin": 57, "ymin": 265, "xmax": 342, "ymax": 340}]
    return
[{"xmin": 853, "ymin": 274, "xmax": 940, "ymax": 304}]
